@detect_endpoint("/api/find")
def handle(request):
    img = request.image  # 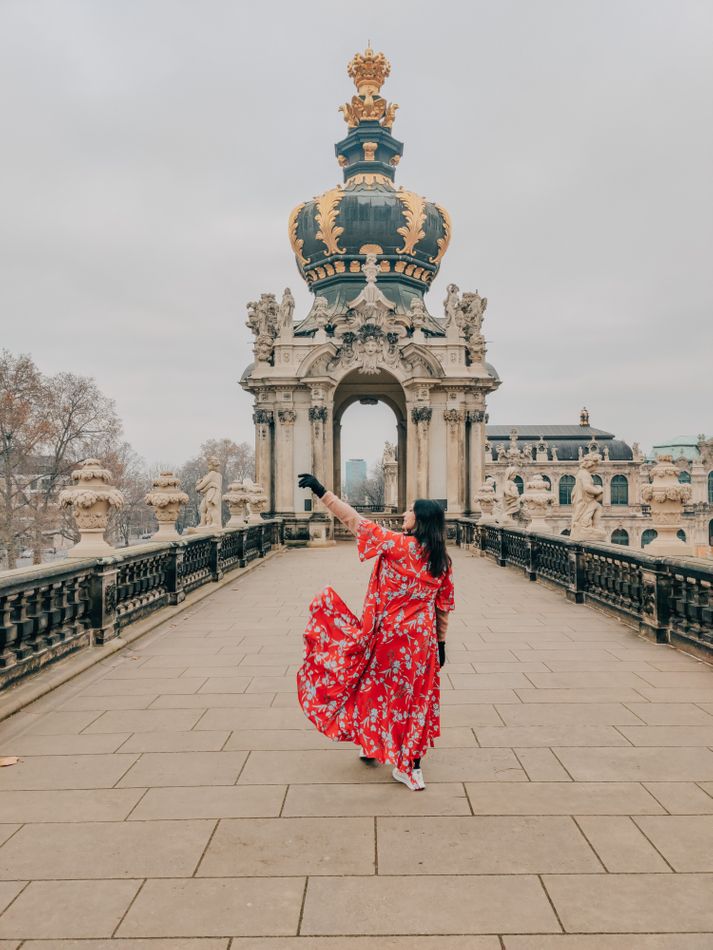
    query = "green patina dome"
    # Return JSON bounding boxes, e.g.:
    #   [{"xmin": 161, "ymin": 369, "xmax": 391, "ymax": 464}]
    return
[{"xmin": 288, "ymin": 47, "xmax": 451, "ymax": 316}]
